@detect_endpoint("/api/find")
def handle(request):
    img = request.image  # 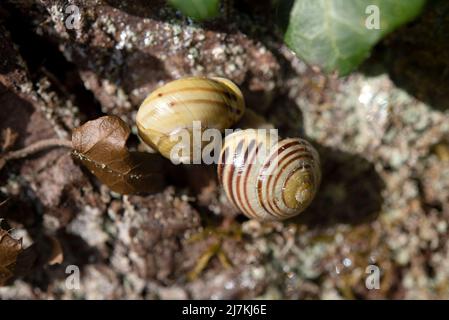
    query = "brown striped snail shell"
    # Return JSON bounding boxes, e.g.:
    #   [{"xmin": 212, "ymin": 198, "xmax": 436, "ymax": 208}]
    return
[
  {"xmin": 217, "ymin": 129, "xmax": 321, "ymax": 221},
  {"xmin": 136, "ymin": 77, "xmax": 245, "ymax": 162}
]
